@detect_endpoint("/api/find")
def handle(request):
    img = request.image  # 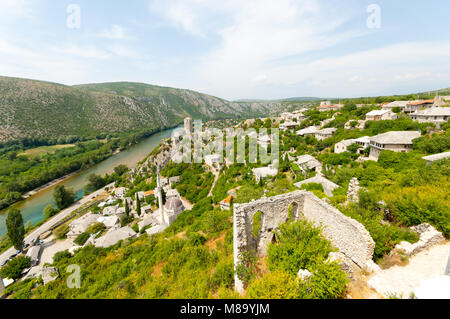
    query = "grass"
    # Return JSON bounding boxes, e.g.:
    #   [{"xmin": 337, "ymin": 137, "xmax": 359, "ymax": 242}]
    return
[{"xmin": 19, "ymin": 144, "xmax": 76, "ymax": 157}]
